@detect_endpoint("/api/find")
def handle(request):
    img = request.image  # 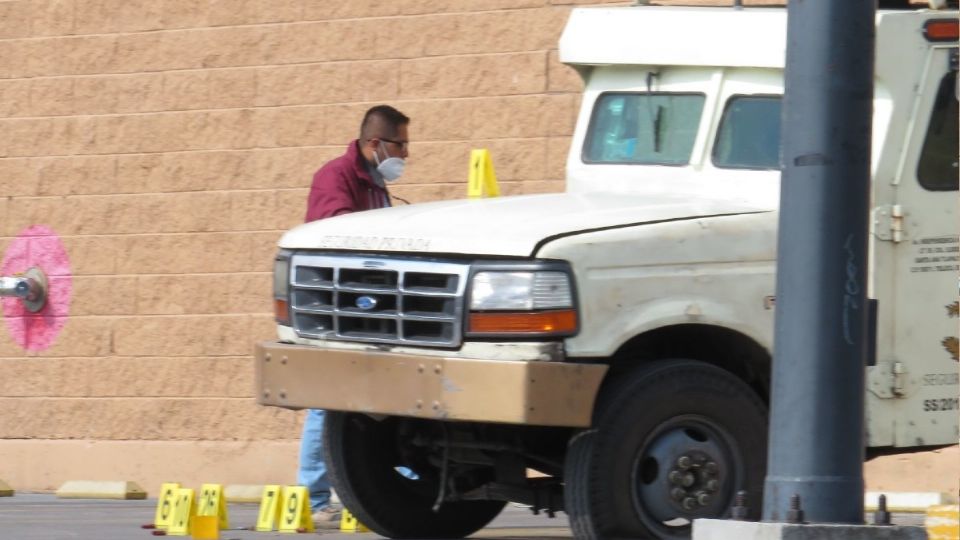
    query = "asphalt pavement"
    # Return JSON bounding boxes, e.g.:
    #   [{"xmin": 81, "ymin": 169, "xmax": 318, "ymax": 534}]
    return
[
  {"xmin": 0, "ymin": 493, "xmax": 925, "ymax": 539},
  {"xmin": 0, "ymin": 494, "xmax": 570, "ymax": 540}
]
